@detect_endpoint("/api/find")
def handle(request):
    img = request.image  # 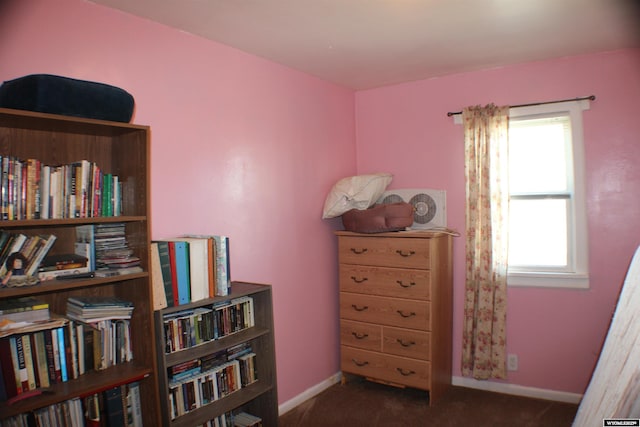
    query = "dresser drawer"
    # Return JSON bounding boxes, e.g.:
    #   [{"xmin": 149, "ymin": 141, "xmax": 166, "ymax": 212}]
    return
[
  {"xmin": 340, "ymin": 319, "xmax": 381, "ymax": 351},
  {"xmin": 339, "ymin": 264, "xmax": 431, "ymax": 300},
  {"xmin": 341, "ymin": 346, "xmax": 430, "ymax": 390},
  {"xmin": 340, "ymin": 293, "xmax": 430, "ymax": 330},
  {"xmin": 338, "ymin": 236, "xmax": 430, "ymax": 269},
  {"xmin": 383, "ymin": 326, "xmax": 430, "ymax": 360}
]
